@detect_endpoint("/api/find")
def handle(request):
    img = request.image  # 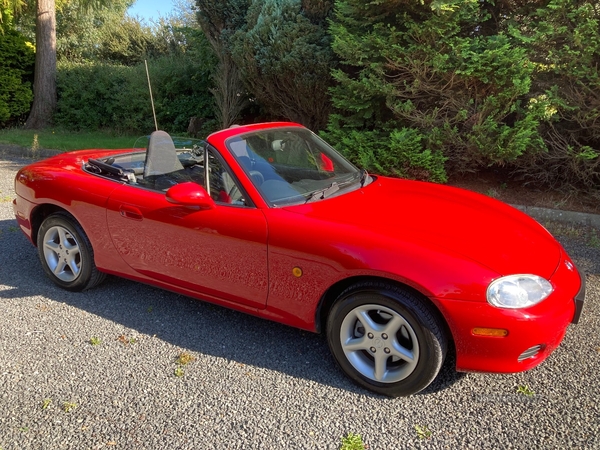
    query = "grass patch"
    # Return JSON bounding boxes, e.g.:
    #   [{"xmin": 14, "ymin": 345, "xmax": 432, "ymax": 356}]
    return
[{"xmin": 0, "ymin": 128, "xmax": 141, "ymax": 152}]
